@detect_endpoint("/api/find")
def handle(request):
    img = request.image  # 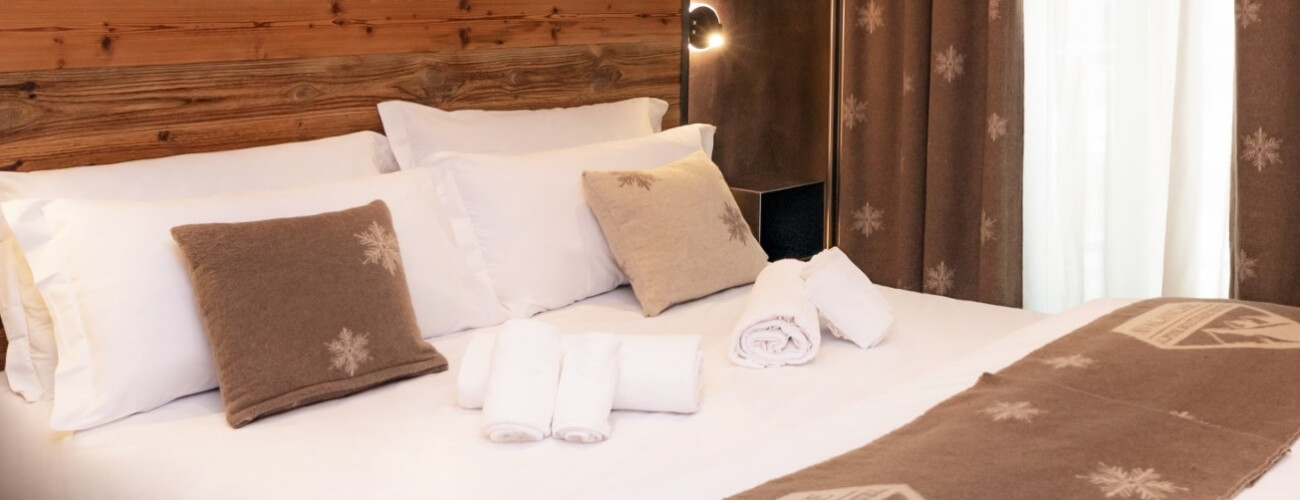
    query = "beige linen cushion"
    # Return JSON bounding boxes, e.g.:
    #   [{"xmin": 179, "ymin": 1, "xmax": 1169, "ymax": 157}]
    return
[
  {"xmin": 582, "ymin": 151, "xmax": 768, "ymax": 316},
  {"xmin": 171, "ymin": 200, "xmax": 447, "ymax": 428}
]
